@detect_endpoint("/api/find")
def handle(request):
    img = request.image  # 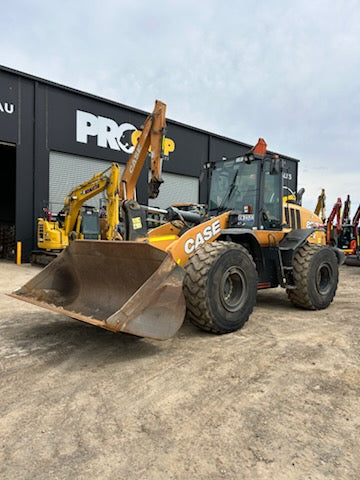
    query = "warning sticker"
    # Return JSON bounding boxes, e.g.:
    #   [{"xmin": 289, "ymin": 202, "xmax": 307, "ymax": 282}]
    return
[{"xmin": 132, "ymin": 217, "xmax": 143, "ymax": 230}]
